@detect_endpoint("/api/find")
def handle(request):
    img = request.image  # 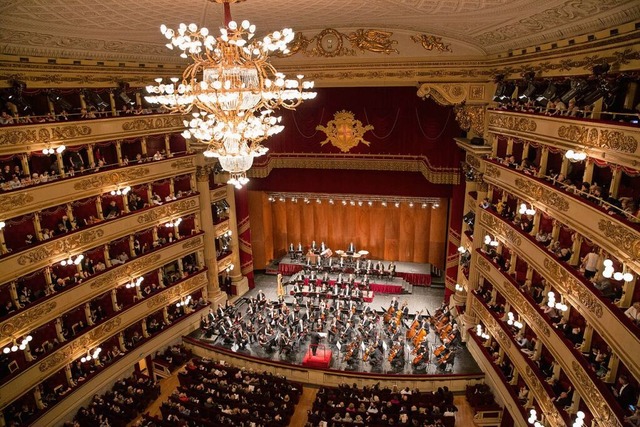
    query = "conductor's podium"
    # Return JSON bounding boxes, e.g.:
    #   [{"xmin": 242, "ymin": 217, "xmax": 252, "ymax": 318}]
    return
[{"xmin": 302, "ymin": 345, "xmax": 332, "ymax": 368}]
